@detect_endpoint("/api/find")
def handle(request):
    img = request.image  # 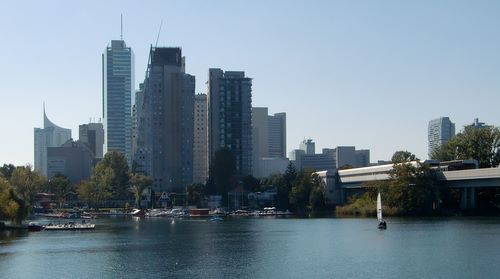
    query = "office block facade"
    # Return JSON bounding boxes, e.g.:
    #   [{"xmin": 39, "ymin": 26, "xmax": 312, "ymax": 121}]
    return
[
  {"xmin": 208, "ymin": 68, "xmax": 253, "ymax": 176},
  {"xmin": 103, "ymin": 40, "xmax": 134, "ymax": 165},
  {"xmin": 428, "ymin": 117, "xmax": 455, "ymax": 157},
  {"xmin": 134, "ymin": 47, "xmax": 194, "ymax": 193},
  {"xmin": 79, "ymin": 122, "xmax": 104, "ymax": 159},
  {"xmin": 193, "ymin": 93, "xmax": 208, "ymax": 184}
]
